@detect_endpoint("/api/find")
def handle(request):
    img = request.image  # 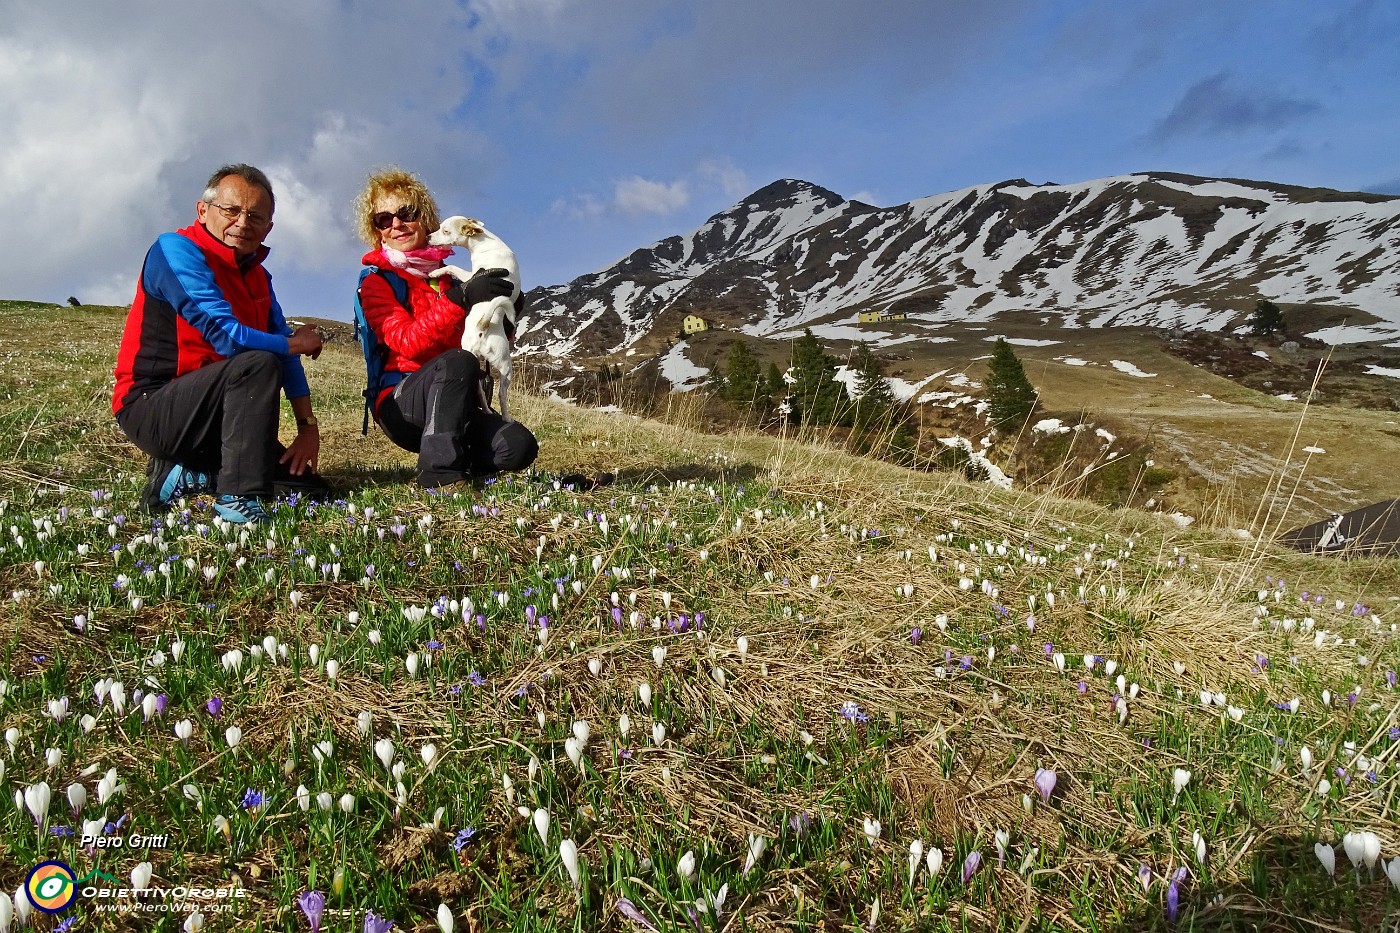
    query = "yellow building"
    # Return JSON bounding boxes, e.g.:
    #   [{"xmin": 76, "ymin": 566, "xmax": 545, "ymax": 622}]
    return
[
  {"xmin": 683, "ymin": 314, "xmax": 709, "ymax": 334},
  {"xmin": 857, "ymin": 310, "xmax": 907, "ymax": 324}
]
